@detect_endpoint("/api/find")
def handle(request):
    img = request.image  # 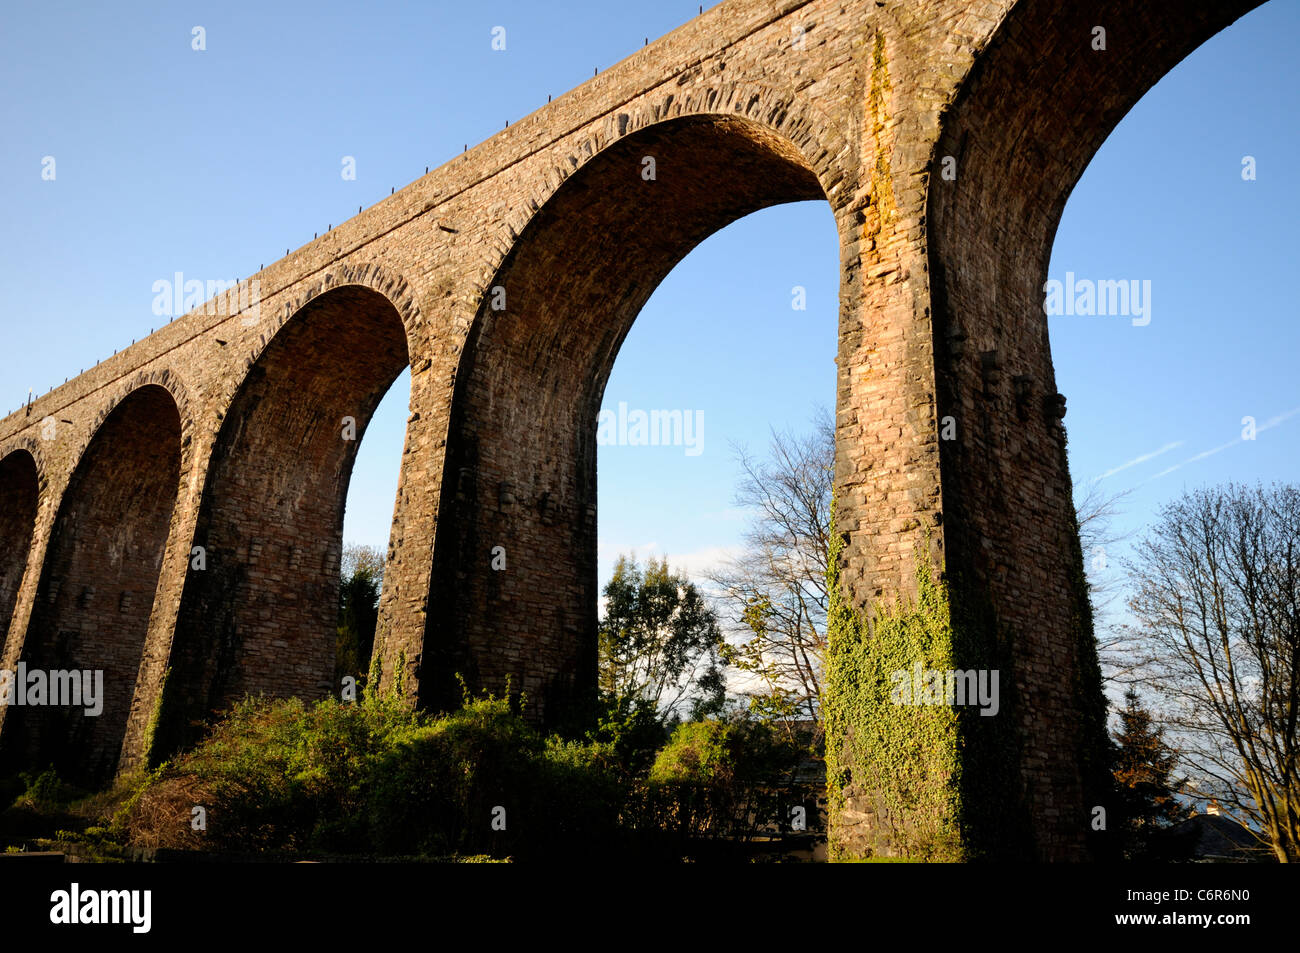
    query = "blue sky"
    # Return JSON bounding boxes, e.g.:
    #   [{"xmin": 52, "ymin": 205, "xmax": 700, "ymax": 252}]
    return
[{"xmin": 1, "ymin": 1, "xmax": 1295, "ymax": 633}]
